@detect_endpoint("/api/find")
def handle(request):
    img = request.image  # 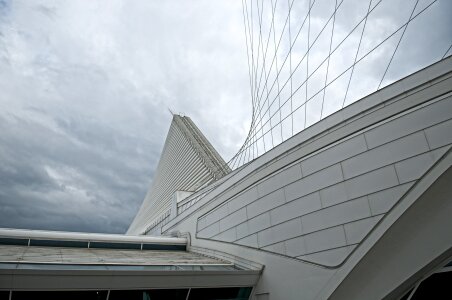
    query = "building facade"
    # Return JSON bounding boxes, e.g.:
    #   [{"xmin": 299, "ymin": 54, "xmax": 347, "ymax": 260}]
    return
[
  {"xmin": 130, "ymin": 57, "xmax": 452, "ymax": 299},
  {"xmin": 1, "ymin": 57, "xmax": 451, "ymax": 299}
]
